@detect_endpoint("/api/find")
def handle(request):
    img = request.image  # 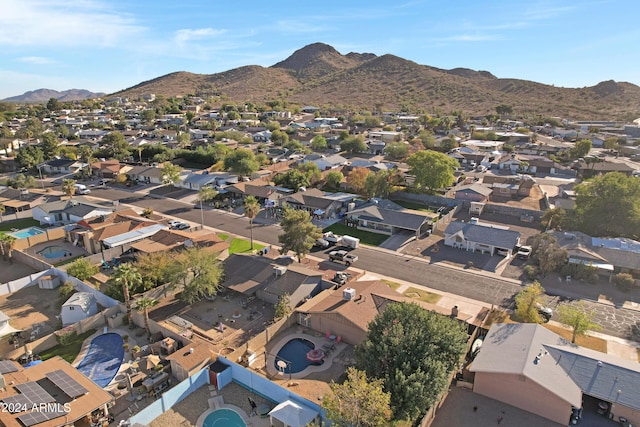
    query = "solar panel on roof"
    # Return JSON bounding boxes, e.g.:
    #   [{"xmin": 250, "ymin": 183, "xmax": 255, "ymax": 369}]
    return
[
  {"xmin": 1, "ymin": 394, "xmax": 32, "ymax": 413},
  {"xmin": 0, "ymin": 360, "xmax": 20, "ymax": 374},
  {"xmin": 18, "ymin": 409, "xmax": 66, "ymax": 427},
  {"xmin": 15, "ymin": 382, "xmax": 56, "ymax": 405},
  {"xmin": 46, "ymin": 369, "xmax": 88, "ymax": 398}
]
